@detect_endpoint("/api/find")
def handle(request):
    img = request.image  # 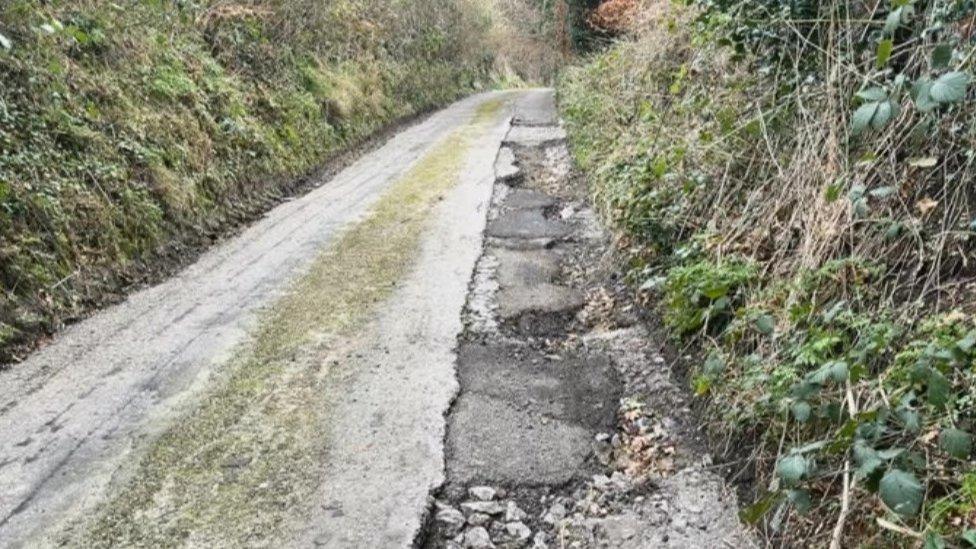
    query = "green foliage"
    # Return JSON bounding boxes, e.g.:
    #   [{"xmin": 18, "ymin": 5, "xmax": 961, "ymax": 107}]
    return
[
  {"xmin": 558, "ymin": 0, "xmax": 976, "ymax": 545},
  {"xmin": 0, "ymin": 0, "xmax": 526, "ymax": 362},
  {"xmin": 663, "ymin": 257, "xmax": 758, "ymax": 335}
]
